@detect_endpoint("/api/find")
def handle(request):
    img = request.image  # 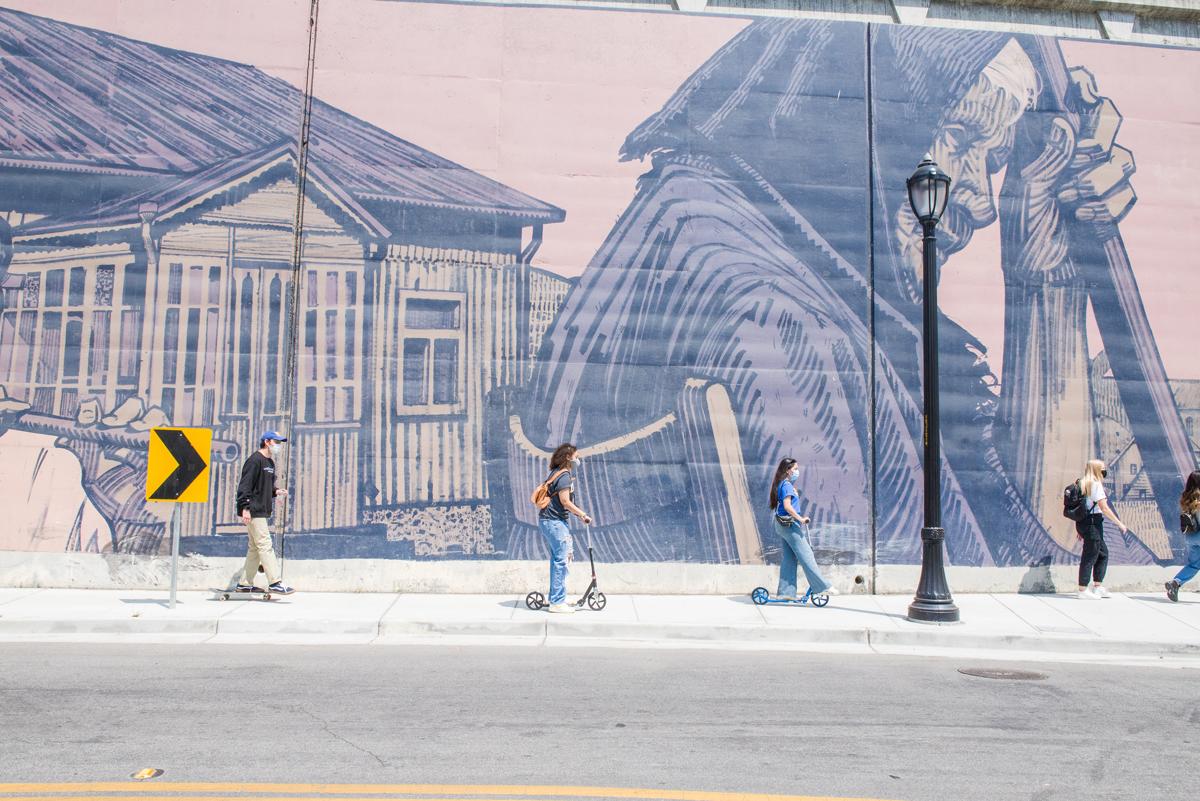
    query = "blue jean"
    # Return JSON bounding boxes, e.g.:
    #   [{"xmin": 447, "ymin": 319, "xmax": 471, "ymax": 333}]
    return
[
  {"xmin": 774, "ymin": 518, "xmax": 830, "ymax": 598},
  {"xmin": 539, "ymin": 517, "xmax": 573, "ymax": 605},
  {"xmin": 1174, "ymin": 533, "xmax": 1200, "ymax": 585}
]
